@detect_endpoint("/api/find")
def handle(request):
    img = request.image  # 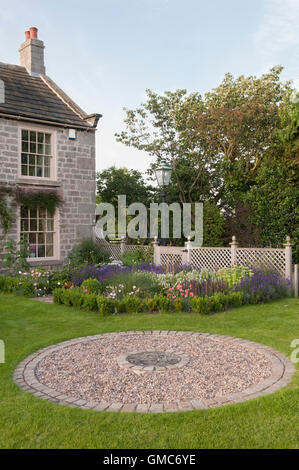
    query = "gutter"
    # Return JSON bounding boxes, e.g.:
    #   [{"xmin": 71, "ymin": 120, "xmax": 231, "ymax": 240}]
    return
[{"xmin": 0, "ymin": 111, "xmax": 100, "ymax": 131}]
